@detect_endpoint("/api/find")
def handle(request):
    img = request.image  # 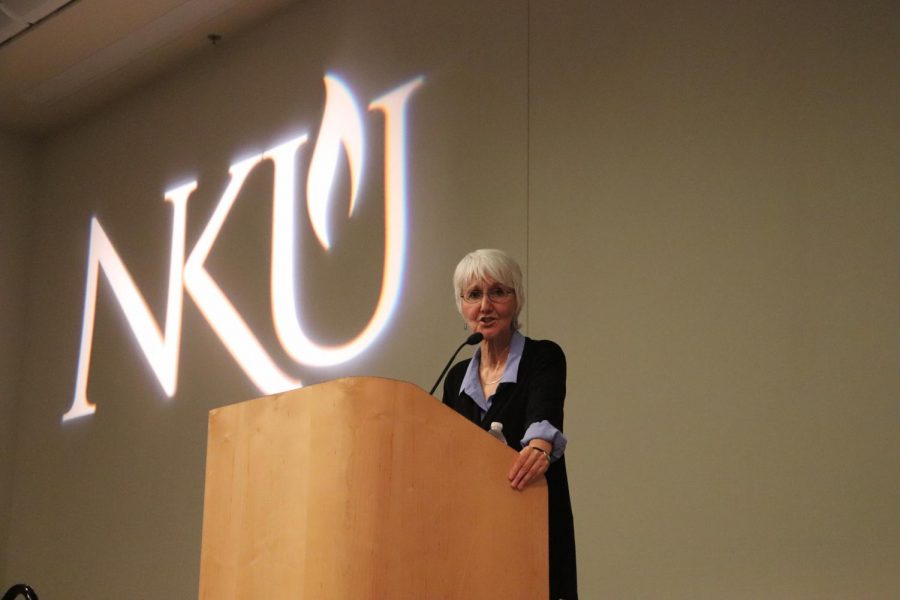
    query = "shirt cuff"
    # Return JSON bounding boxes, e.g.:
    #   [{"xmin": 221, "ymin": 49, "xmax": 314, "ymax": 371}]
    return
[{"xmin": 520, "ymin": 420, "xmax": 567, "ymax": 462}]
